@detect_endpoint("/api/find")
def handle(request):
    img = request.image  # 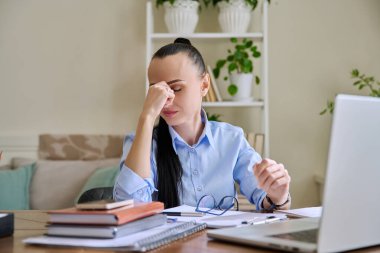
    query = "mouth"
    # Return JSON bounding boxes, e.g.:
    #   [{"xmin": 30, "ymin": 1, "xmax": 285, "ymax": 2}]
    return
[{"xmin": 162, "ymin": 110, "xmax": 178, "ymax": 118}]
